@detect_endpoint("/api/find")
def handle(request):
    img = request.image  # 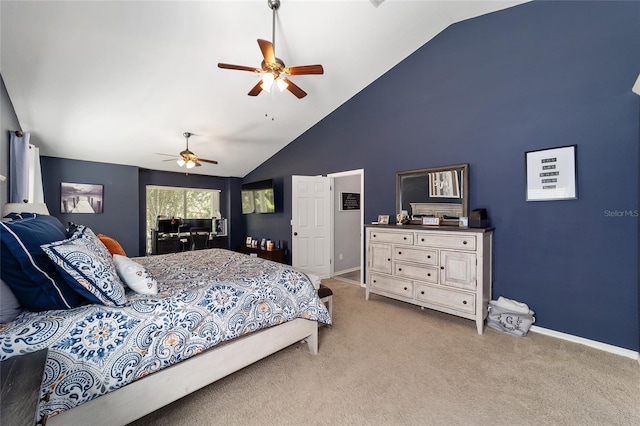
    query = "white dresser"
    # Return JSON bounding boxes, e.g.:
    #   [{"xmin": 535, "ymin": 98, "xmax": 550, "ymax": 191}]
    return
[{"xmin": 365, "ymin": 225, "xmax": 493, "ymax": 334}]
